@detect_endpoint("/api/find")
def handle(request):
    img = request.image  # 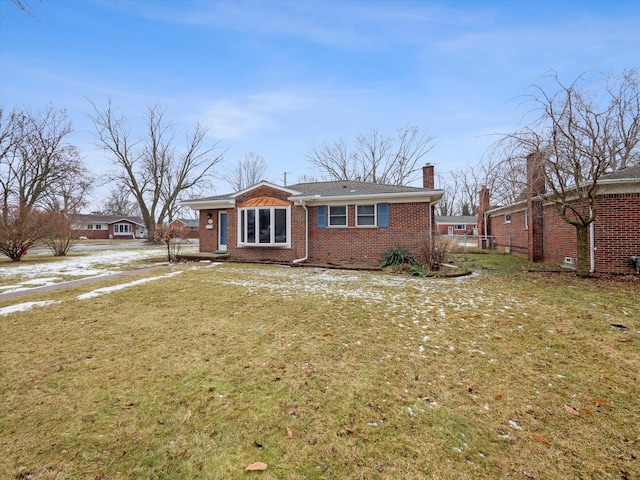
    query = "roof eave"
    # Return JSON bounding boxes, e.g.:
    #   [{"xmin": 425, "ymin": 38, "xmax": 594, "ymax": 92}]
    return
[
  {"xmin": 181, "ymin": 198, "xmax": 236, "ymax": 209},
  {"xmin": 290, "ymin": 190, "xmax": 444, "ymax": 204}
]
